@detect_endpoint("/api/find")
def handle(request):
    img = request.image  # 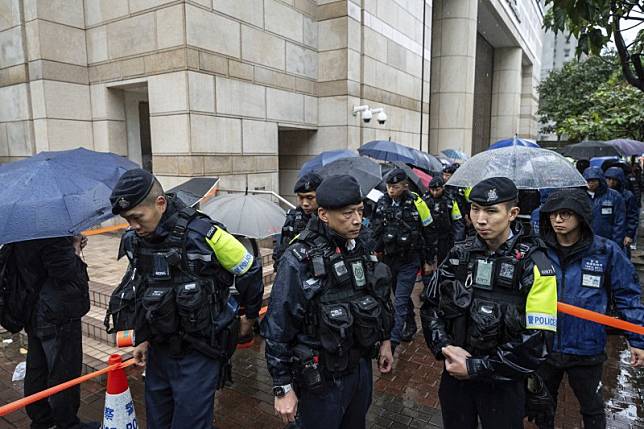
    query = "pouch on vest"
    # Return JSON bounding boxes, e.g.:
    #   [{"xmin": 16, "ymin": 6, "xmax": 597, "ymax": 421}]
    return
[
  {"xmin": 503, "ymin": 304, "xmax": 525, "ymax": 339},
  {"xmin": 329, "ymin": 254, "xmax": 351, "ymax": 287},
  {"xmin": 350, "ymin": 295, "xmax": 382, "ymax": 348},
  {"xmin": 319, "ymin": 303, "xmax": 354, "ymax": 373},
  {"xmin": 104, "ymin": 267, "xmax": 141, "ymax": 334},
  {"xmin": 383, "ymin": 225, "xmax": 397, "ymax": 246},
  {"xmin": 473, "ymin": 258, "xmax": 494, "ymax": 290},
  {"xmin": 176, "ymin": 281, "xmax": 212, "ymax": 334},
  {"xmin": 439, "ymin": 279, "xmax": 472, "ymax": 319},
  {"xmin": 142, "ymin": 286, "xmax": 178, "ymax": 335},
  {"xmin": 495, "ymin": 257, "xmax": 518, "ymax": 289},
  {"xmin": 468, "ymin": 298, "xmax": 502, "ymax": 351}
]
